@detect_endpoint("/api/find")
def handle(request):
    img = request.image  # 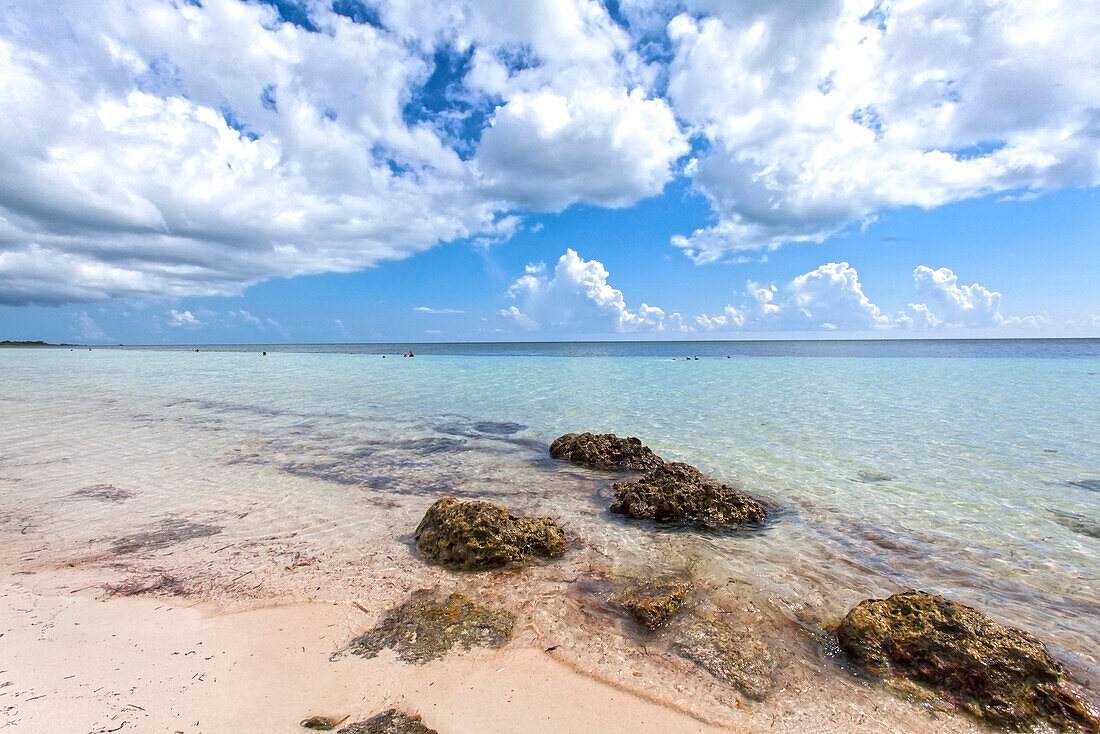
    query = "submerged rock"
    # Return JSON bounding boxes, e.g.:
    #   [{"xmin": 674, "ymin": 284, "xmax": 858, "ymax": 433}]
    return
[
  {"xmin": 345, "ymin": 590, "xmax": 515, "ymax": 664},
  {"xmin": 415, "ymin": 496, "xmax": 566, "ymax": 570},
  {"xmin": 836, "ymin": 590, "xmax": 1100, "ymax": 732},
  {"xmin": 549, "ymin": 432, "xmax": 664, "ymax": 471},
  {"xmin": 616, "ymin": 578, "xmax": 690, "ymax": 630},
  {"xmin": 610, "ymin": 462, "xmax": 768, "ymax": 528},
  {"xmin": 674, "ymin": 620, "xmax": 776, "ymax": 701},
  {"xmin": 338, "ymin": 710, "xmax": 437, "ymax": 734}
]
